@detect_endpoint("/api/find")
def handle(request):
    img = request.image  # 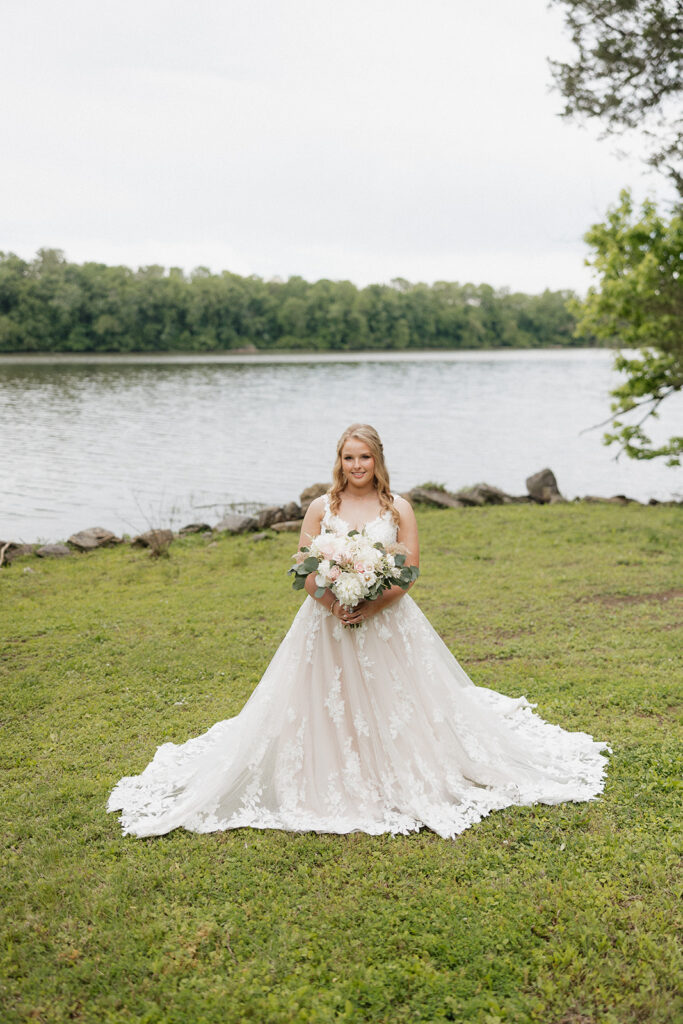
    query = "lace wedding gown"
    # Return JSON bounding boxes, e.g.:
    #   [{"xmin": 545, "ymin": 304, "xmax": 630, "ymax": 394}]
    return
[{"xmin": 107, "ymin": 497, "xmax": 611, "ymax": 839}]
